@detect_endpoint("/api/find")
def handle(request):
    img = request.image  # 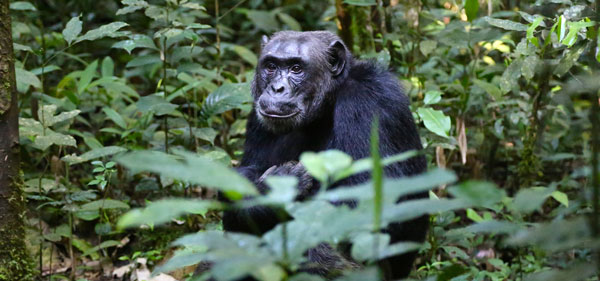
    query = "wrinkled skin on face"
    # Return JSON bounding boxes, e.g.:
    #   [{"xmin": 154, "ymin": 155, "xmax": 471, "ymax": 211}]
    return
[{"xmin": 252, "ymin": 31, "xmax": 349, "ymax": 133}]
